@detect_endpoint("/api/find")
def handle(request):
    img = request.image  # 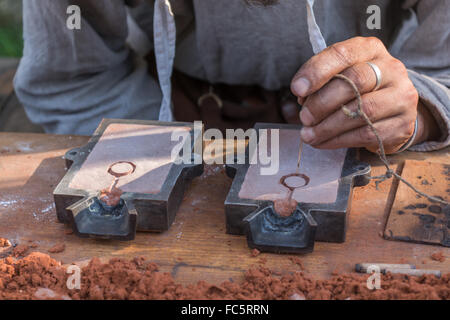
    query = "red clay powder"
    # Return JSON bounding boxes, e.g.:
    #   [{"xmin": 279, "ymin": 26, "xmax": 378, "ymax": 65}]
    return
[
  {"xmin": 431, "ymin": 251, "xmax": 445, "ymax": 263},
  {"xmin": 0, "ymin": 238, "xmax": 11, "ymax": 248},
  {"xmin": 0, "ymin": 252, "xmax": 449, "ymax": 300},
  {"xmin": 48, "ymin": 244, "xmax": 65, "ymax": 254},
  {"xmin": 12, "ymin": 245, "xmax": 29, "ymax": 258}
]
